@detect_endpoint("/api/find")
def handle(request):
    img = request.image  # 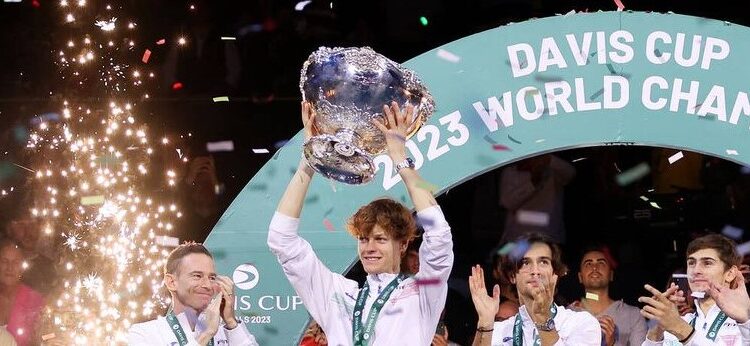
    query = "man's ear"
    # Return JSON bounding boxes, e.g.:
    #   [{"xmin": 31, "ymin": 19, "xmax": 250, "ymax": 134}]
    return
[
  {"xmin": 164, "ymin": 273, "xmax": 178, "ymax": 293},
  {"xmin": 509, "ymin": 273, "xmax": 517, "ymax": 285},
  {"xmin": 725, "ymin": 265, "xmax": 739, "ymax": 287},
  {"xmin": 400, "ymin": 240, "xmax": 408, "ymax": 255}
]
